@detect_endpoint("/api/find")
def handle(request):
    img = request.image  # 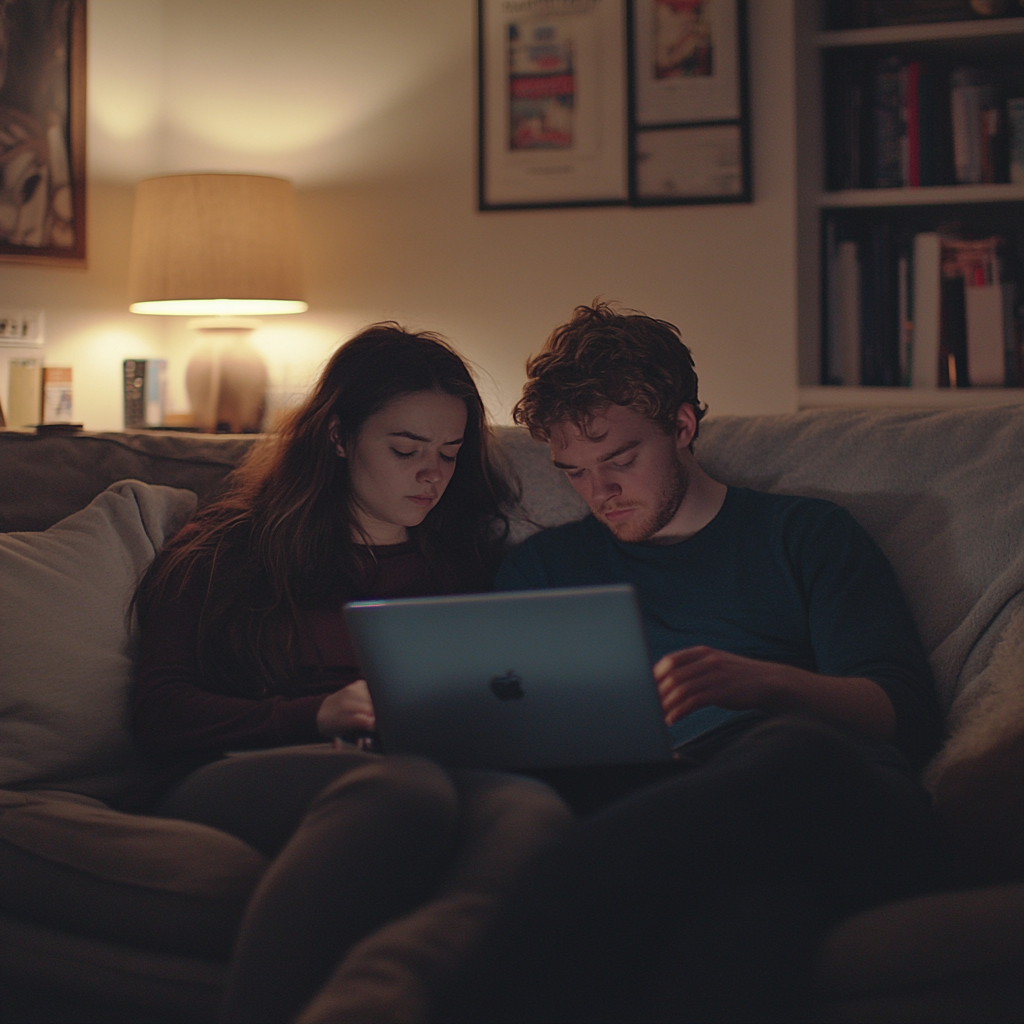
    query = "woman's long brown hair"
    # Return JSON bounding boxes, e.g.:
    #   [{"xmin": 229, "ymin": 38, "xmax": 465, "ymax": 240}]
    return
[{"xmin": 133, "ymin": 324, "xmax": 517, "ymax": 698}]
